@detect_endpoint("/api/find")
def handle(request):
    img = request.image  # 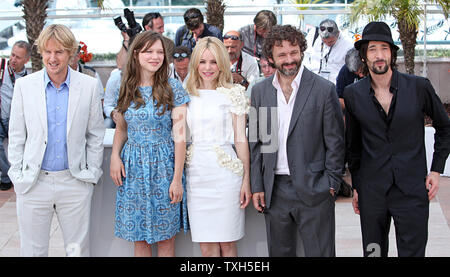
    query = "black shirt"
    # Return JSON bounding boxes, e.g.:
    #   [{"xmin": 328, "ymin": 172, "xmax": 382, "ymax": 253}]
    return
[{"xmin": 369, "ymin": 70, "xmax": 398, "ymax": 126}]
